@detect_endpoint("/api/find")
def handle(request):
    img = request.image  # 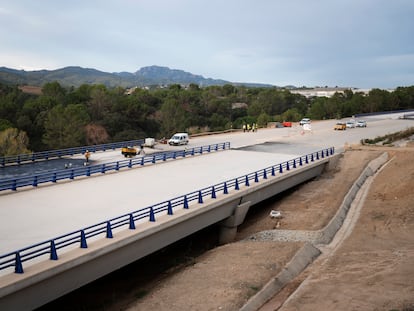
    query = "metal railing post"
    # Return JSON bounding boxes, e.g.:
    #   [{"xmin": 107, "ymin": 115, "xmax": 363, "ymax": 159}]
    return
[
  {"xmin": 106, "ymin": 222, "xmax": 113, "ymax": 238},
  {"xmin": 149, "ymin": 207, "xmax": 155, "ymax": 222},
  {"xmin": 129, "ymin": 214, "xmax": 136, "ymax": 229},
  {"xmin": 80, "ymin": 230, "xmax": 87, "ymax": 248},
  {"xmin": 183, "ymin": 195, "xmax": 189, "ymax": 209},
  {"xmin": 211, "ymin": 186, "xmax": 216, "ymax": 198},
  {"xmin": 50, "ymin": 240, "xmax": 58, "ymax": 260},
  {"xmin": 15, "ymin": 252, "xmax": 24, "ymax": 274},
  {"xmin": 198, "ymin": 191, "xmax": 203, "ymax": 203}
]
